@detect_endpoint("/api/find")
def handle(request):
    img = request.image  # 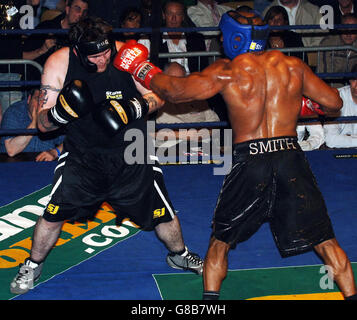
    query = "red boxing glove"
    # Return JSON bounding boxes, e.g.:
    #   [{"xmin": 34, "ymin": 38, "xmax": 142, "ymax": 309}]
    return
[
  {"xmin": 114, "ymin": 40, "xmax": 149, "ymax": 73},
  {"xmin": 300, "ymin": 96, "xmax": 325, "ymax": 116},
  {"xmin": 113, "ymin": 40, "xmax": 162, "ymax": 89},
  {"xmin": 132, "ymin": 61, "xmax": 162, "ymax": 89}
]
